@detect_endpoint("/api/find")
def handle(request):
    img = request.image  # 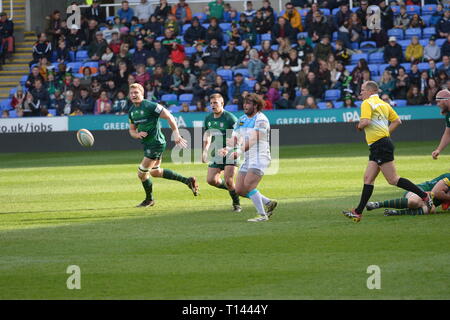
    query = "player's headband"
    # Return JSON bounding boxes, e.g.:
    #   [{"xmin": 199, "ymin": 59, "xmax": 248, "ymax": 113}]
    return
[{"xmin": 436, "ymin": 97, "xmax": 450, "ymax": 101}]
